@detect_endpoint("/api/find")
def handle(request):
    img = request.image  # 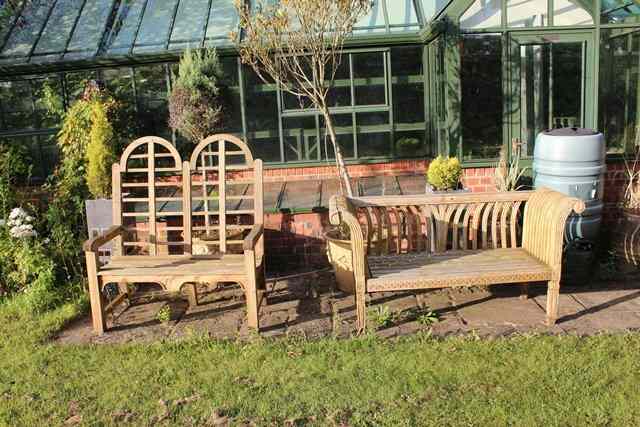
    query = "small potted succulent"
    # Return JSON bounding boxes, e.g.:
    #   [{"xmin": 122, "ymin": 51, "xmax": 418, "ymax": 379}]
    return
[{"xmin": 426, "ymin": 155, "xmax": 463, "ymax": 193}]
